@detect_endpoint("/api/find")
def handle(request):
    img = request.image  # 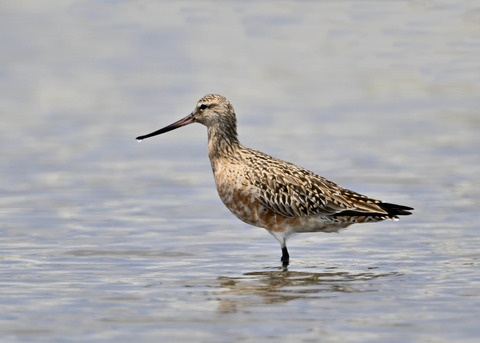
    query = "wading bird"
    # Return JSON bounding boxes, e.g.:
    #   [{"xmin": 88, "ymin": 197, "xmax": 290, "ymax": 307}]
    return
[{"xmin": 136, "ymin": 94, "xmax": 413, "ymax": 266}]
